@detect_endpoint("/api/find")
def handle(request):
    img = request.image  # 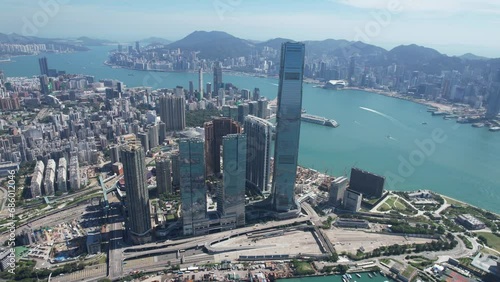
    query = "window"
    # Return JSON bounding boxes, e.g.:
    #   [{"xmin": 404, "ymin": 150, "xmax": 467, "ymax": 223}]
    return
[{"xmin": 285, "ymin": 72, "xmax": 300, "ymax": 80}]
